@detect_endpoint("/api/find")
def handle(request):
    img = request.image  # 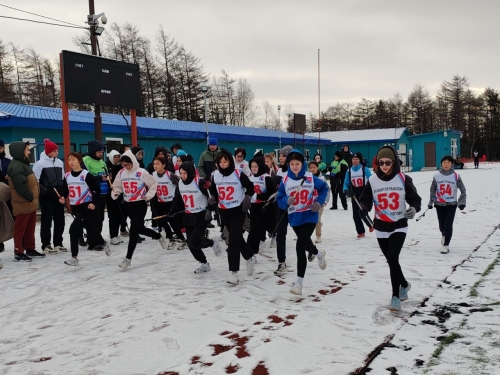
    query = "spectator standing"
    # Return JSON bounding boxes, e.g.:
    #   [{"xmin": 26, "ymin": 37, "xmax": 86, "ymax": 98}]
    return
[
  {"xmin": 197, "ymin": 138, "xmax": 221, "ymax": 178},
  {"xmin": 0, "ymin": 139, "xmax": 12, "ymax": 253}
]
